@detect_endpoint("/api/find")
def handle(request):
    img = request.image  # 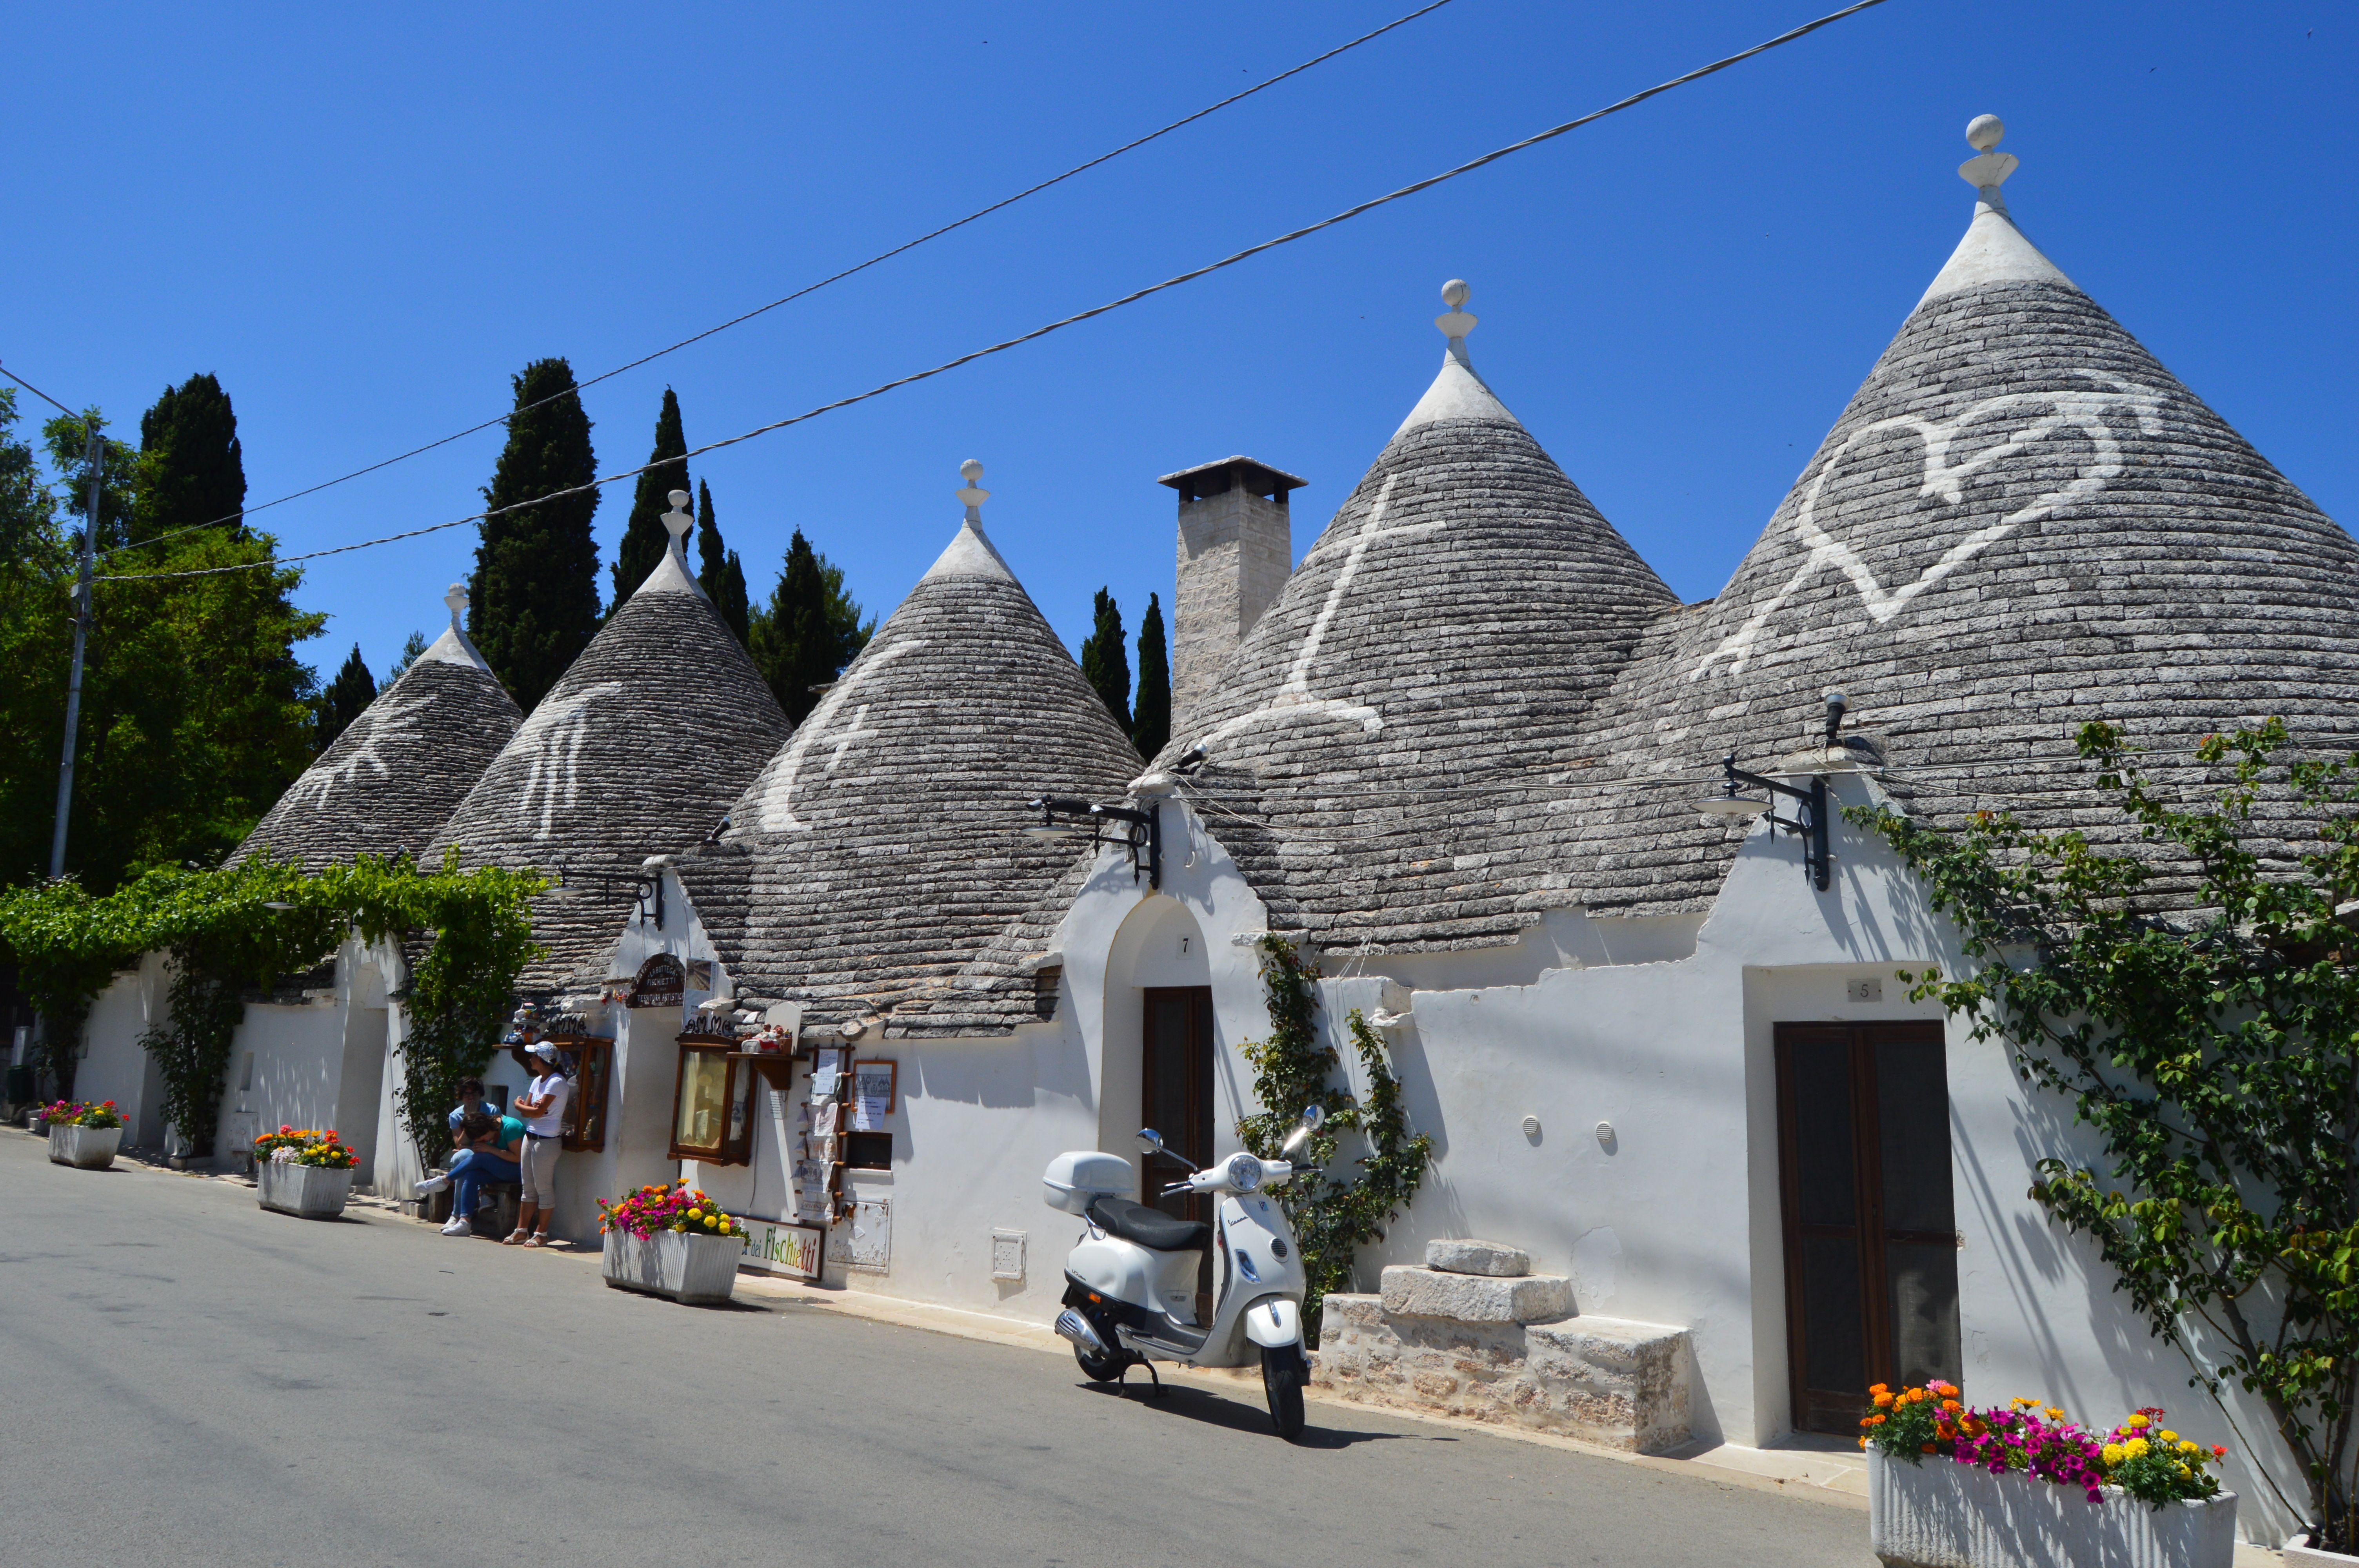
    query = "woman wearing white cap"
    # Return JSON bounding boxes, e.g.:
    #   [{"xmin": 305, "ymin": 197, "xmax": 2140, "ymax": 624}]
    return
[{"xmin": 505, "ymin": 1042, "xmax": 572, "ymax": 1246}]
